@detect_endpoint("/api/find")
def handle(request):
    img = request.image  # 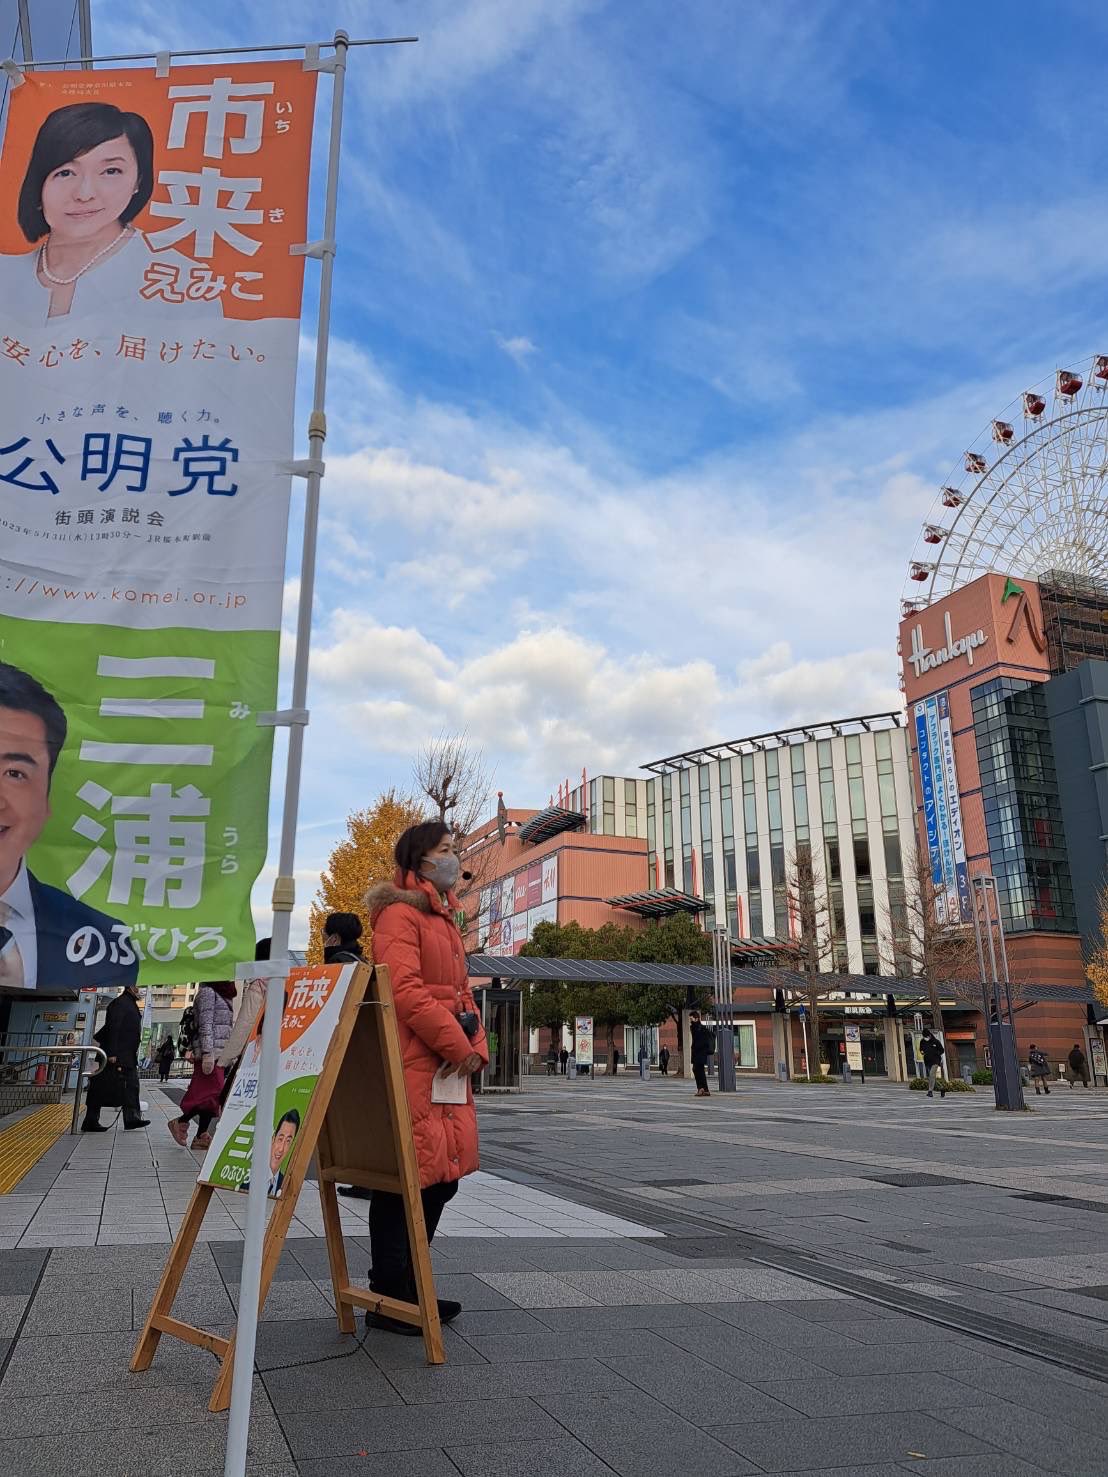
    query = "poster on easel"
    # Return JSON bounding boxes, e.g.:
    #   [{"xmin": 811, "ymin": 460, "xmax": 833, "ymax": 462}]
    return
[{"xmin": 199, "ymin": 962, "xmax": 355, "ymax": 1197}]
